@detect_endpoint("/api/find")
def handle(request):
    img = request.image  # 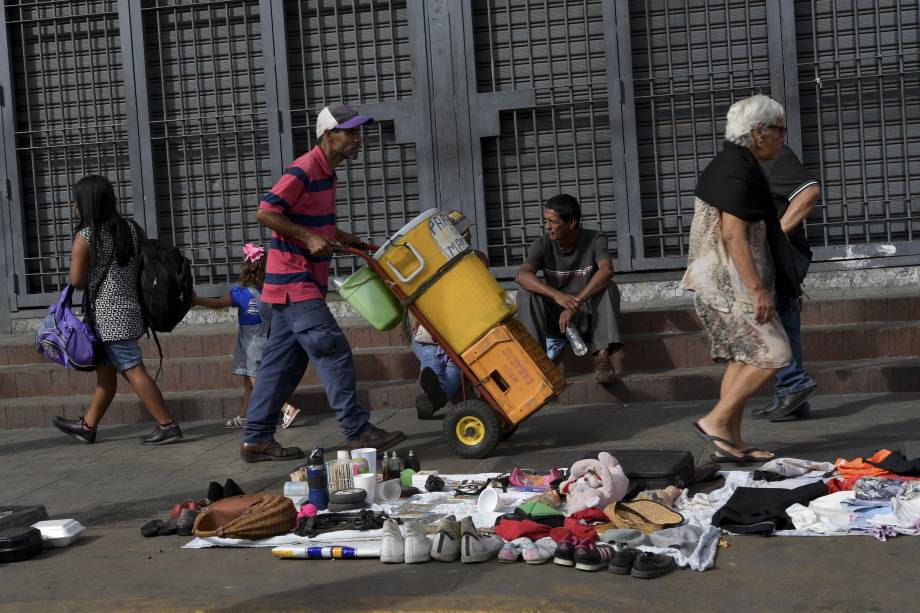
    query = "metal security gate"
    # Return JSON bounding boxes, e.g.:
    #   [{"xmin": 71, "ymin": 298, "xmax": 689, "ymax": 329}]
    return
[
  {"xmin": 474, "ymin": 0, "xmax": 632, "ymax": 277},
  {"xmin": 619, "ymin": 0, "xmax": 781, "ymax": 269},
  {"xmin": 2, "ymin": 0, "xmax": 920, "ymax": 327},
  {"xmin": 0, "ymin": 0, "xmax": 136, "ymax": 308},
  {"xmin": 792, "ymin": 0, "xmax": 920, "ymax": 263}
]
